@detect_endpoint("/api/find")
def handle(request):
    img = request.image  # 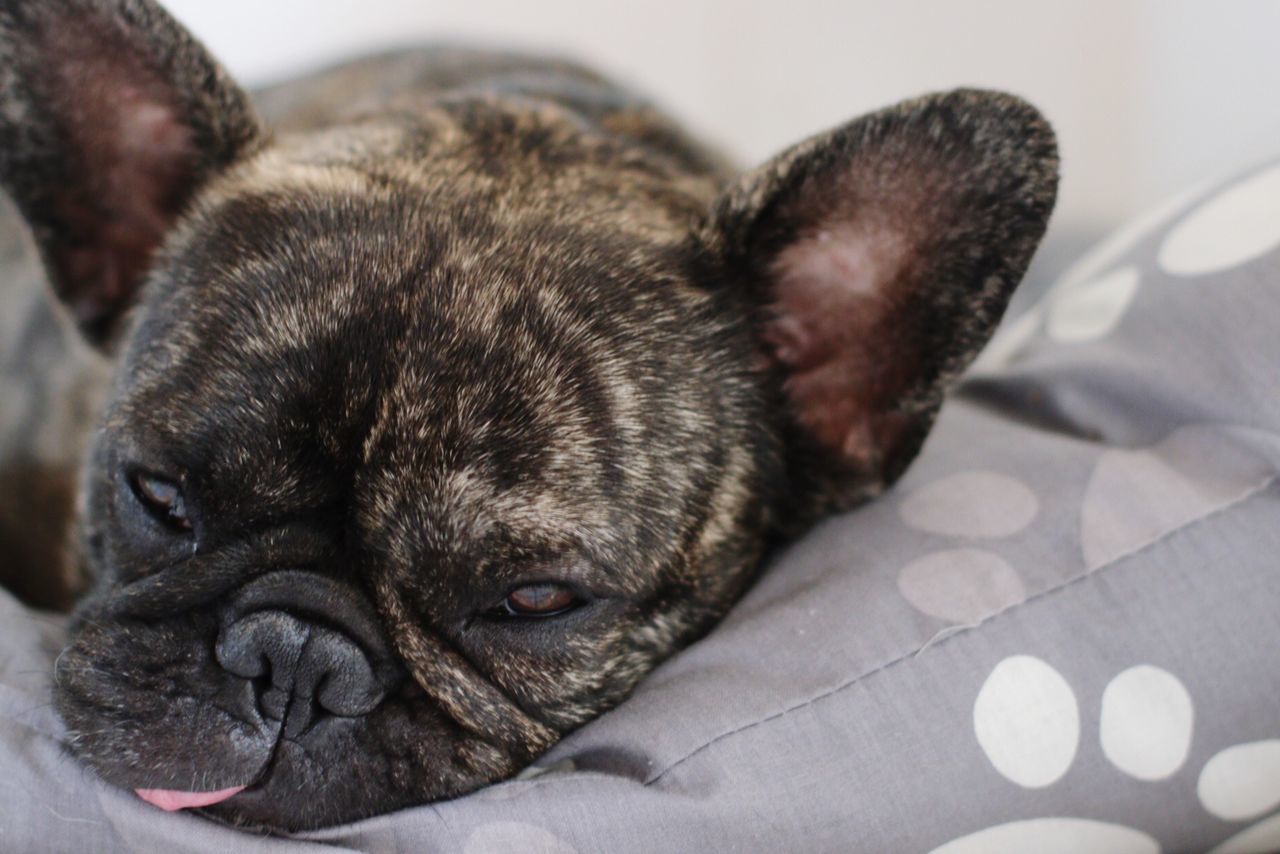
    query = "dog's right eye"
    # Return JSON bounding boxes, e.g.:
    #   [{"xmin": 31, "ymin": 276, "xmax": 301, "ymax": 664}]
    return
[
  {"xmin": 129, "ymin": 472, "xmax": 192, "ymax": 532},
  {"xmin": 491, "ymin": 583, "xmax": 582, "ymax": 619}
]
